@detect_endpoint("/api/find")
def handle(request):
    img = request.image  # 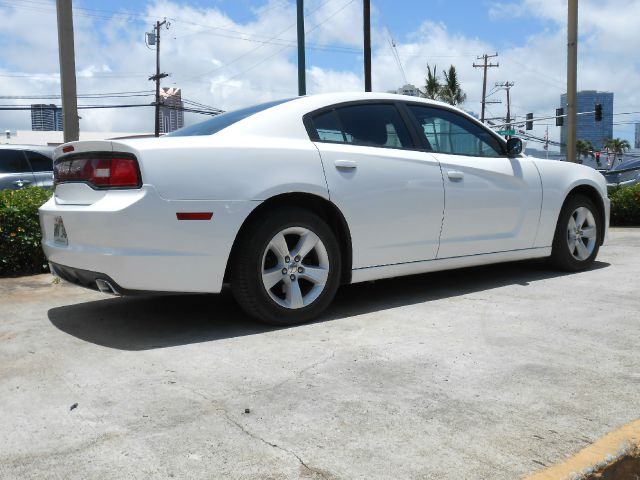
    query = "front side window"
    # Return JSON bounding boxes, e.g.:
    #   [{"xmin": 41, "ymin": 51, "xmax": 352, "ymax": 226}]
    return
[
  {"xmin": 310, "ymin": 103, "xmax": 414, "ymax": 149},
  {"xmin": 408, "ymin": 105, "xmax": 504, "ymax": 157},
  {"xmin": 0, "ymin": 150, "xmax": 29, "ymax": 174}
]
